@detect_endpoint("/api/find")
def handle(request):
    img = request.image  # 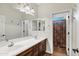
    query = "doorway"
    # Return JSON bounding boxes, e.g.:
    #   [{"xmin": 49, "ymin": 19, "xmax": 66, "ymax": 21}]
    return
[
  {"xmin": 53, "ymin": 19, "xmax": 66, "ymax": 55},
  {"xmin": 52, "ymin": 12, "xmax": 69, "ymax": 56}
]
